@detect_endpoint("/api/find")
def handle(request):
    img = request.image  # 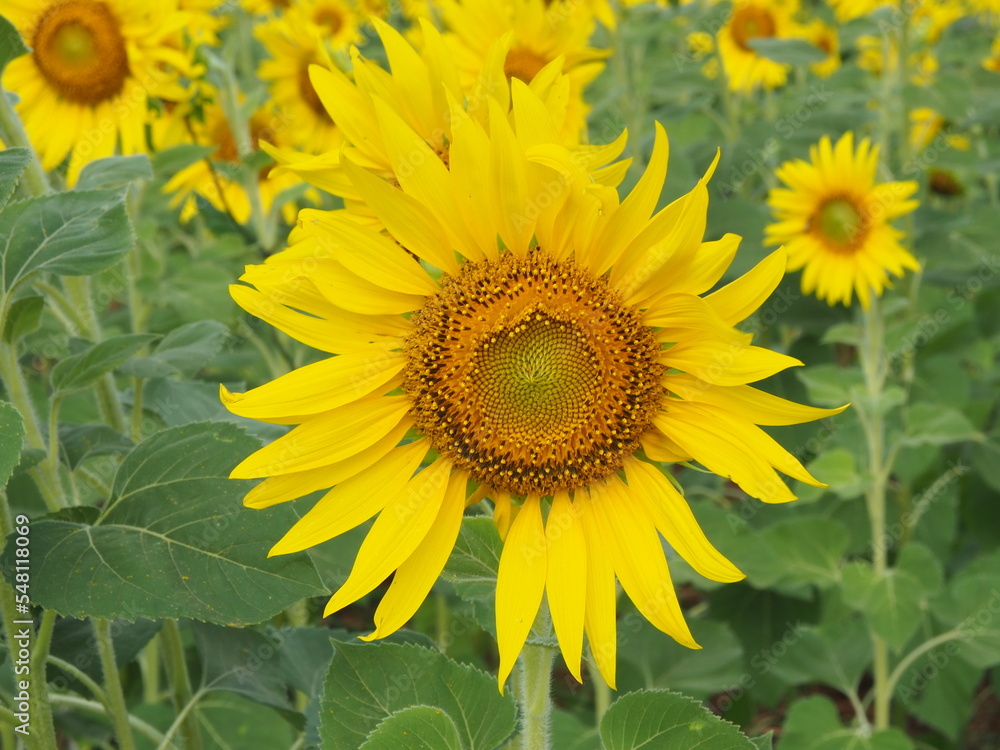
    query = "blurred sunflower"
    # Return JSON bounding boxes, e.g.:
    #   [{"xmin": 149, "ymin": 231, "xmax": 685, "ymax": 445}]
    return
[
  {"xmin": 717, "ymin": 0, "xmax": 798, "ymax": 93},
  {"xmin": 224, "ymin": 83, "xmax": 841, "ymax": 690},
  {"xmin": 983, "ymin": 34, "xmax": 1000, "ymax": 73},
  {"xmin": 438, "ymin": 0, "xmax": 608, "ymax": 141},
  {"xmin": 163, "ymin": 101, "xmax": 304, "ymax": 224},
  {"xmin": 766, "ymin": 132, "xmax": 920, "ymax": 309},
  {"xmin": 909, "ymin": 107, "xmax": 970, "ymax": 153},
  {"xmin": 263, "ymin": 18, "xmax": 629, "ymax": 220},
  {"xmin": 802, "ymin": 19, "xmax": 840, "ymax": 78},
  {"xmin": 827, "ymin": 0, "xmax": 890, "ymax": 22},
  {"xmin": 2, "ymin": 0, "xmax": 191, "ymax": 184},
  {"xmin": 255, "ymin": 1, "xmax": 356, "ymax": 153}
]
